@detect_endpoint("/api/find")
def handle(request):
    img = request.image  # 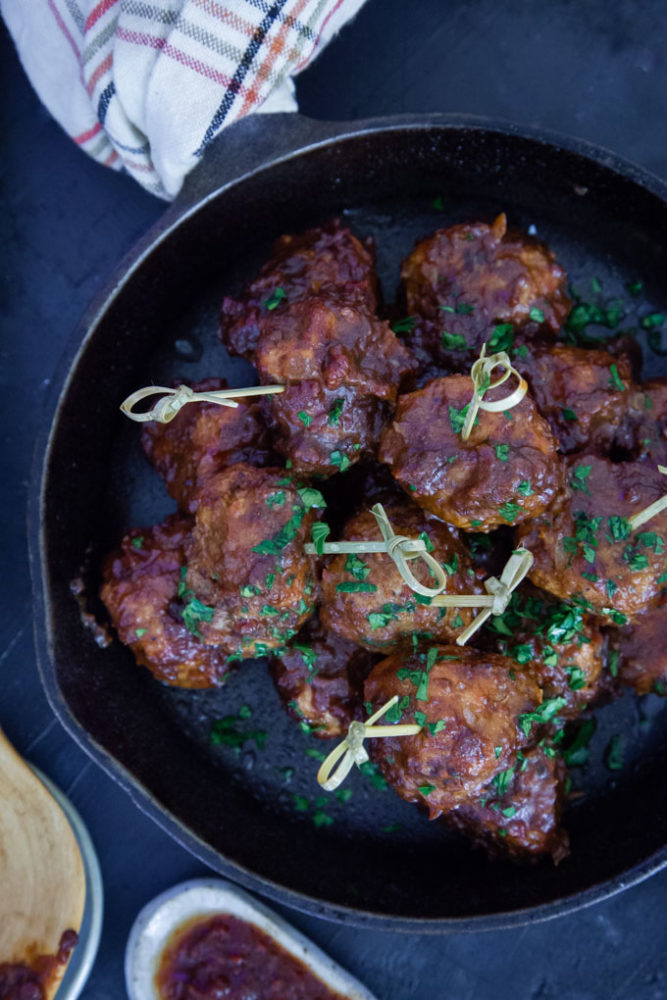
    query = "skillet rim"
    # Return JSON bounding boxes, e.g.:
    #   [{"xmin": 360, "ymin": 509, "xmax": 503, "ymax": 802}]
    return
[{"xmin": 28, "ymin": 111, "xmax": 667, "ymax": 932}]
